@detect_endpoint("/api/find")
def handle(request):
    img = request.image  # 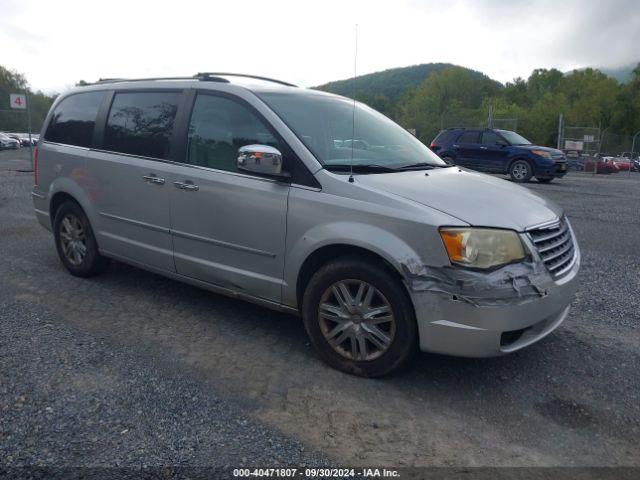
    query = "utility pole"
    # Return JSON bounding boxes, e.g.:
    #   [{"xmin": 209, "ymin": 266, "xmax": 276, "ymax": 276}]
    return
[
  {"xmin": 25, "ymin": 89, "xmax": 34, "ymax": 171},
  {"xmin": 487, "ymin": 105, "xmax": 493, "ymax": 128},
  {"xmin": 631, "ymin": 130, "xmax": 640, "ymax": 176},
  {"xmin": 557, "ymin": 114, "xmax": 563, "ymax": 150}
]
